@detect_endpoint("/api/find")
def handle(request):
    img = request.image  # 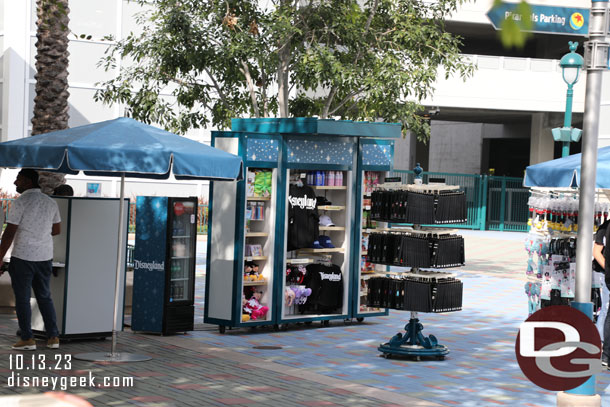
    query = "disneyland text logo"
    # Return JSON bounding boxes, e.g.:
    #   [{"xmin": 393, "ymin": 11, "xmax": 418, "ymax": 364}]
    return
[
  {"xmin": 288, "ymin": 195, "xmax": 316, "ymax": 210},
  {"xmin": 515, "ymin": 305, "xmax": 602, "ymax": 391},
  {"xmin": 134, "ymin": 260, "xmax": 165, "ymax": 271}
]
